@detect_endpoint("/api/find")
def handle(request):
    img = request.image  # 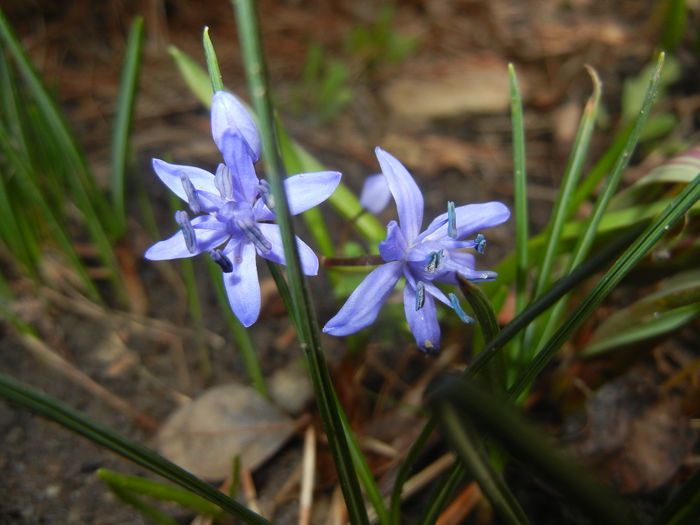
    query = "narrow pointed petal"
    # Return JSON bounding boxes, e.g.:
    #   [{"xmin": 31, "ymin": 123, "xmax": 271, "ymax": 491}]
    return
[
  {"xmin": 404, "ymin": 282, "xmax": 440, "ymax": 353},
  {"xmin": 223, "ymin": 242, "xmax": 261, "ymax": 327},
  {"xmin": 211, "ymin": 90, "xmax": 261, "ymax": 161},
  {"xmin": 220, "ymin": 131, "xmax": 260, "ymax": 202},
  {"xmin": 145, "ymin": 216, "xmax": 229, "ymax": 260},
  {"xmin": 359, "ymin": 173, "xmax": 392, "ymax": 214},
  {"xmin": 375, "ymin": 147, "xmax": 424, "ymax": 241},
  {"xmin": 284, "ymin": 171, "xmax": 342, "ymax": 215},
  {"xmin": 436, "ymin": 251, "xmax": 497, "ymax": 284},
  {"xmin": 378, "ymin": 220, "xmax": 408, "ymax": 262},
  {"xmin": 323, "ymin": 261, "xmax": 403, "ymax": 336},
  {"xmin": 256, "ymin": 223, "xmax": 319, "ymax": 275},
  {"xmin": 420, "ymin": 202, "xmax": 510, "ymax": 242},
  {"xmin": 152, "ymin": 159, "xmax": 218, "ymax": 200}
]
